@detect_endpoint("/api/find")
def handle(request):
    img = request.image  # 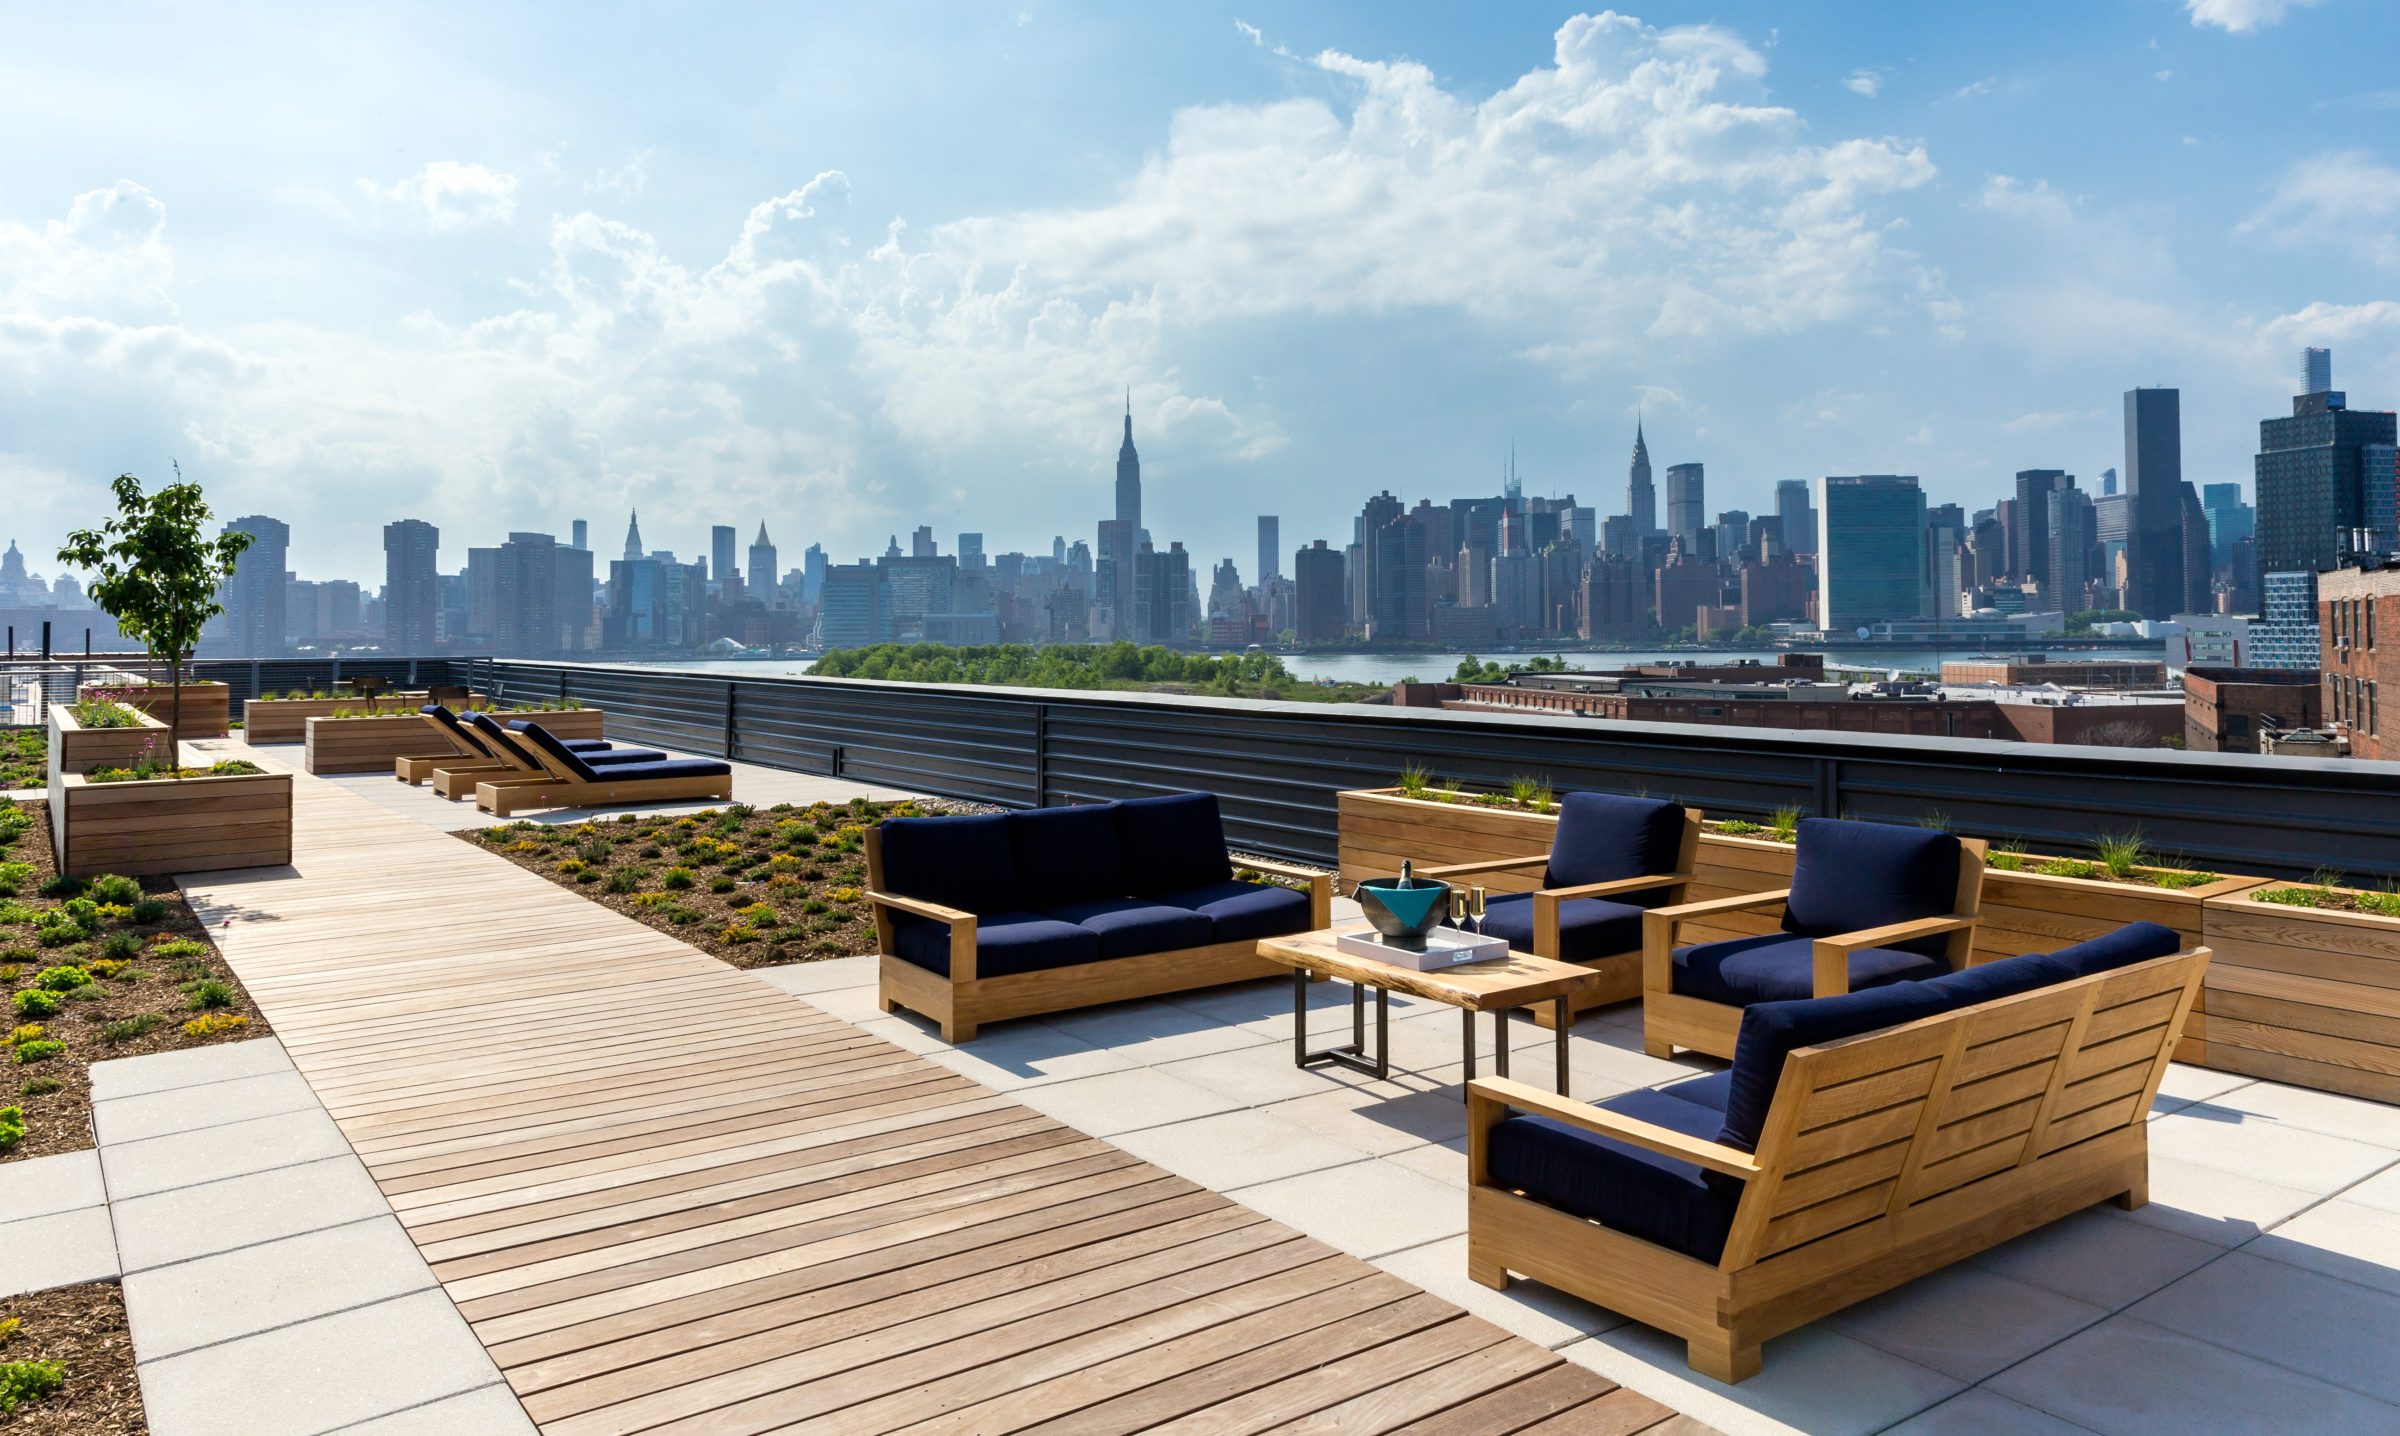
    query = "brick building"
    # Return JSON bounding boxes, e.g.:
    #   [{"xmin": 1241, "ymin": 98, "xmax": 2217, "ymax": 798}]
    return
[
  {"xmin": 2182, "ymin": 666, "xmax": 2322, "ymax": 754},
  {"xmin": 1940, "ymin": 657, "xmax": 2170, "ymax": 690},
  {"xmin": 2321, "ymin": 564, "xmax": 2400, "ymax": 760}
]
